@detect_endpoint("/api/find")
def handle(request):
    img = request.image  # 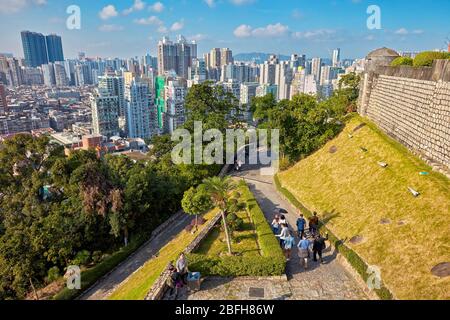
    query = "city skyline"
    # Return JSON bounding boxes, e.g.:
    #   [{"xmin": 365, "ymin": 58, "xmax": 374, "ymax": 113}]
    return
[{"xmin": 0, "ymin": 0, "xmax": 449, "ymax": 59}]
